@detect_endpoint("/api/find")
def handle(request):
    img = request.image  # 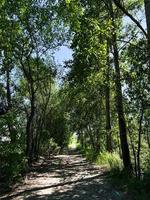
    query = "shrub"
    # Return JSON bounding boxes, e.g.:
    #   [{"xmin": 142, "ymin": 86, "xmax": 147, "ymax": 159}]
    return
[{"xmin": 0, "ymin": 142, "xmax": 25, "ymax": 184}]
